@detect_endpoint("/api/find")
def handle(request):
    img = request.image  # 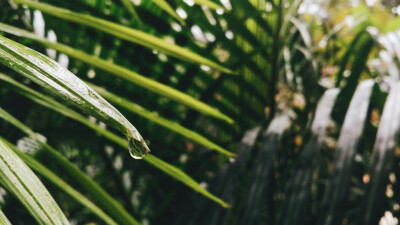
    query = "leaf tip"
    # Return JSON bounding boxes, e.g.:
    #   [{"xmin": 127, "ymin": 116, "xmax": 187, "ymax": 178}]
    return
[
  {"xmin": 227, "ymin": 118, "xmax": 235, "ymax": 124},
  {"xmin": 222, "ymin": 202, "xmax": 231, "ymax": 208}
]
